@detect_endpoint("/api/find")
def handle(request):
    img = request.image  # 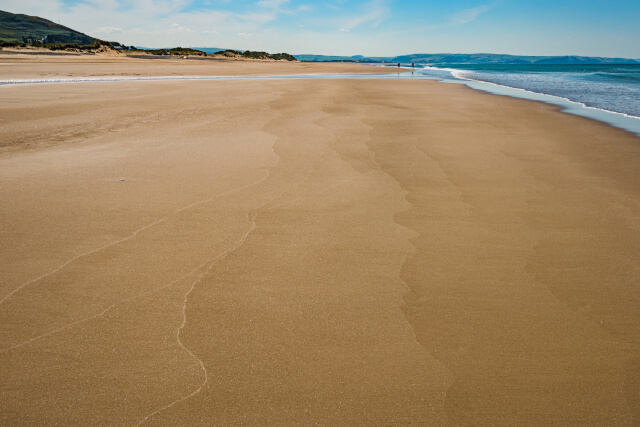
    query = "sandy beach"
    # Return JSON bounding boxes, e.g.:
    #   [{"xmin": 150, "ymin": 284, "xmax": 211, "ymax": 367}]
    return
[{"xmin": 1, "ymin": 54, "xmax": 639, "ymax": 425}]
